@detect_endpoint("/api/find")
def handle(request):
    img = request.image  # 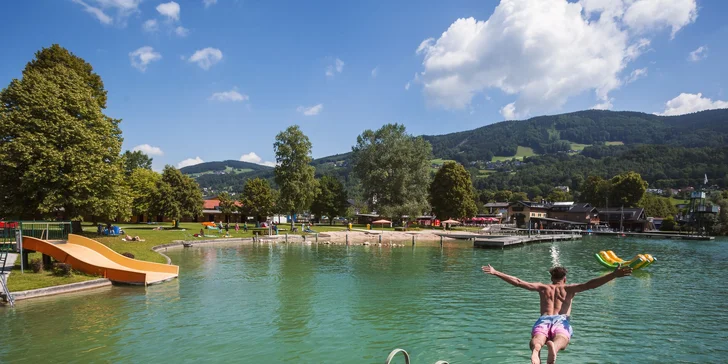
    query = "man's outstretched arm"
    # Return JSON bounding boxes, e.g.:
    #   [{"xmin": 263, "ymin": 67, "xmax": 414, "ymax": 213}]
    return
[
  {"xmin": 568, "ymin": 265, "xmax": 632, "ymax": 293},
  {"xmin": 482, "ymin": 264, "xmax": 543, "ymax": 291}
]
